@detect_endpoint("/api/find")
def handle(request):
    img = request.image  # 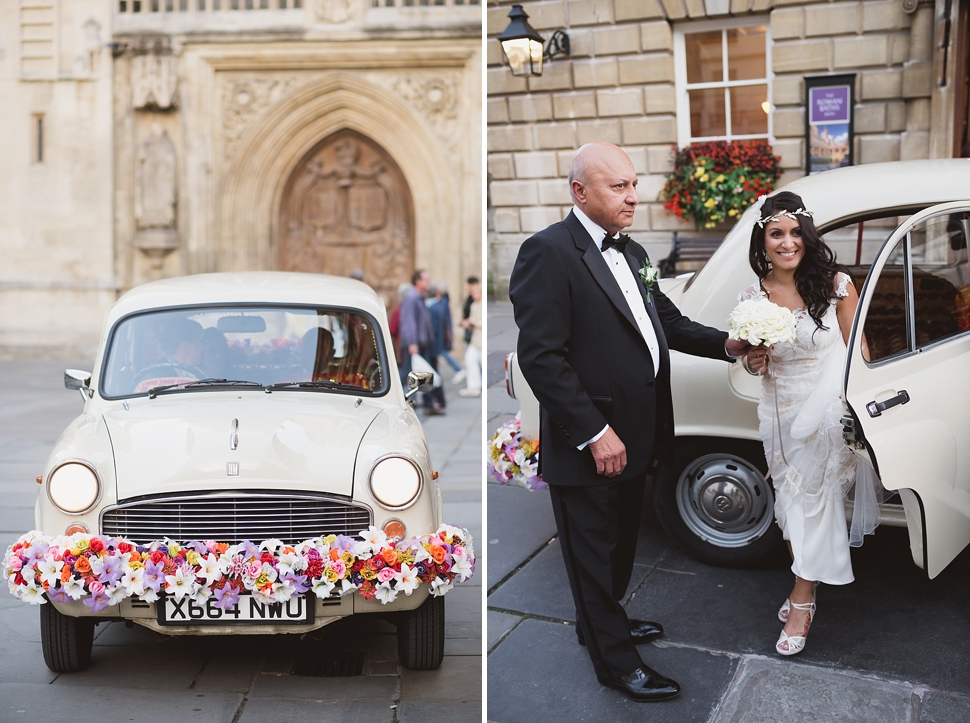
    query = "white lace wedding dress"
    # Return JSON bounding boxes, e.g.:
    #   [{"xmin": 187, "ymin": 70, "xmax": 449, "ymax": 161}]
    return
[{"xmin": 739, "ymin": 272, "xmax": 881, "ymax": 585}]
